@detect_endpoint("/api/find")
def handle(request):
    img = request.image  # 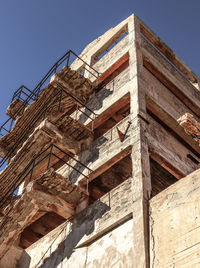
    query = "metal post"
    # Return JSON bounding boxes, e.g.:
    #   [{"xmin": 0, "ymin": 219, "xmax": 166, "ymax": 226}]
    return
[
  {"xmin": 9, "ymin": 119, "xmax": 14, "ymax": 132},
  {"xmin": 54, "ymin": 63, "xmax": 57, "ymax": 74},
  {"xmin": 67, "ymin": 52, "xmax": 70, "ymax": 67},
  {"xmin": 58, "ymin": 90, "xmax": 63, "ymax": 112},
  {"xmin": 47, "ymin": 145, "xmax": 53, "ymax": 169}
]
